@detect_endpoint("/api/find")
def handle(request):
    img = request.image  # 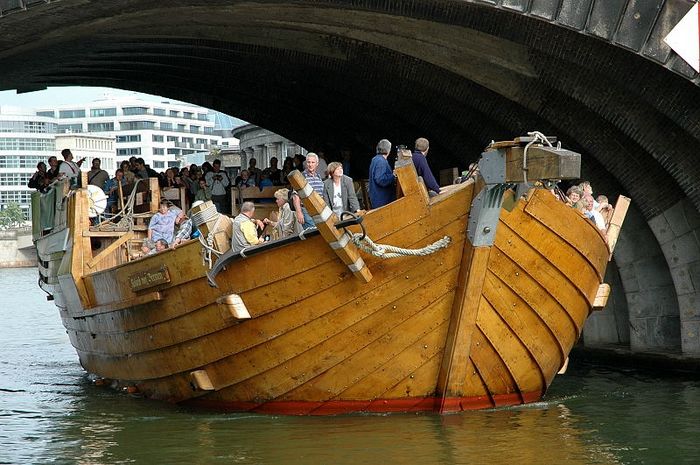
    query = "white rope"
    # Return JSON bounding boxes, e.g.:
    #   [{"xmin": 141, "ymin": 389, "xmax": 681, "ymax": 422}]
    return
[
  {"xmin": 191, "ymin": 204, "xmax": 227, "ymax": 269},
  {"xmin": 351, "ymin": 234, "xmax": 451, "ymax": 259},
  {"xmin": 522, "ymin": 131, "xmax": 553, "ymax": 186}
]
